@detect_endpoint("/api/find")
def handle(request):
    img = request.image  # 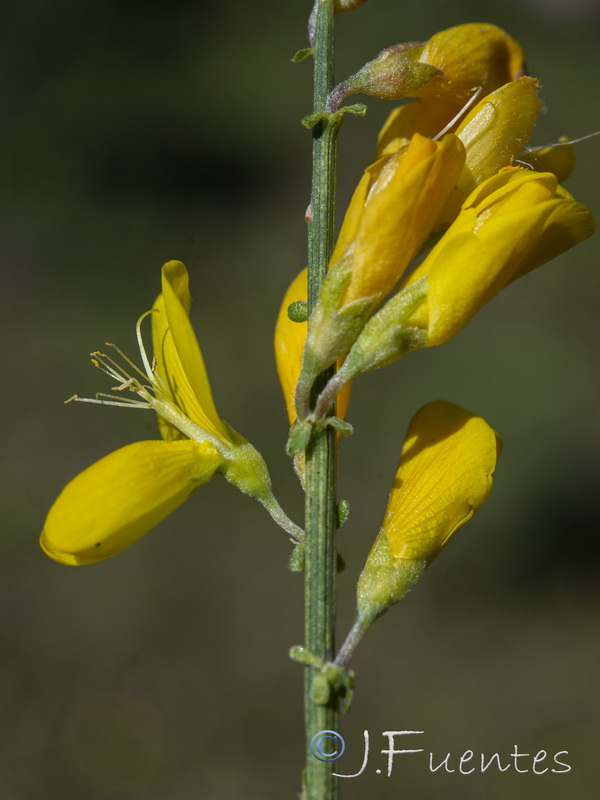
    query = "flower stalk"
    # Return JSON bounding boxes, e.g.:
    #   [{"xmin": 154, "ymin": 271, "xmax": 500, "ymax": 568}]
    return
[{"xmin": 303, "ymin": 1, "xmax": 339, "ymax": 799}]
